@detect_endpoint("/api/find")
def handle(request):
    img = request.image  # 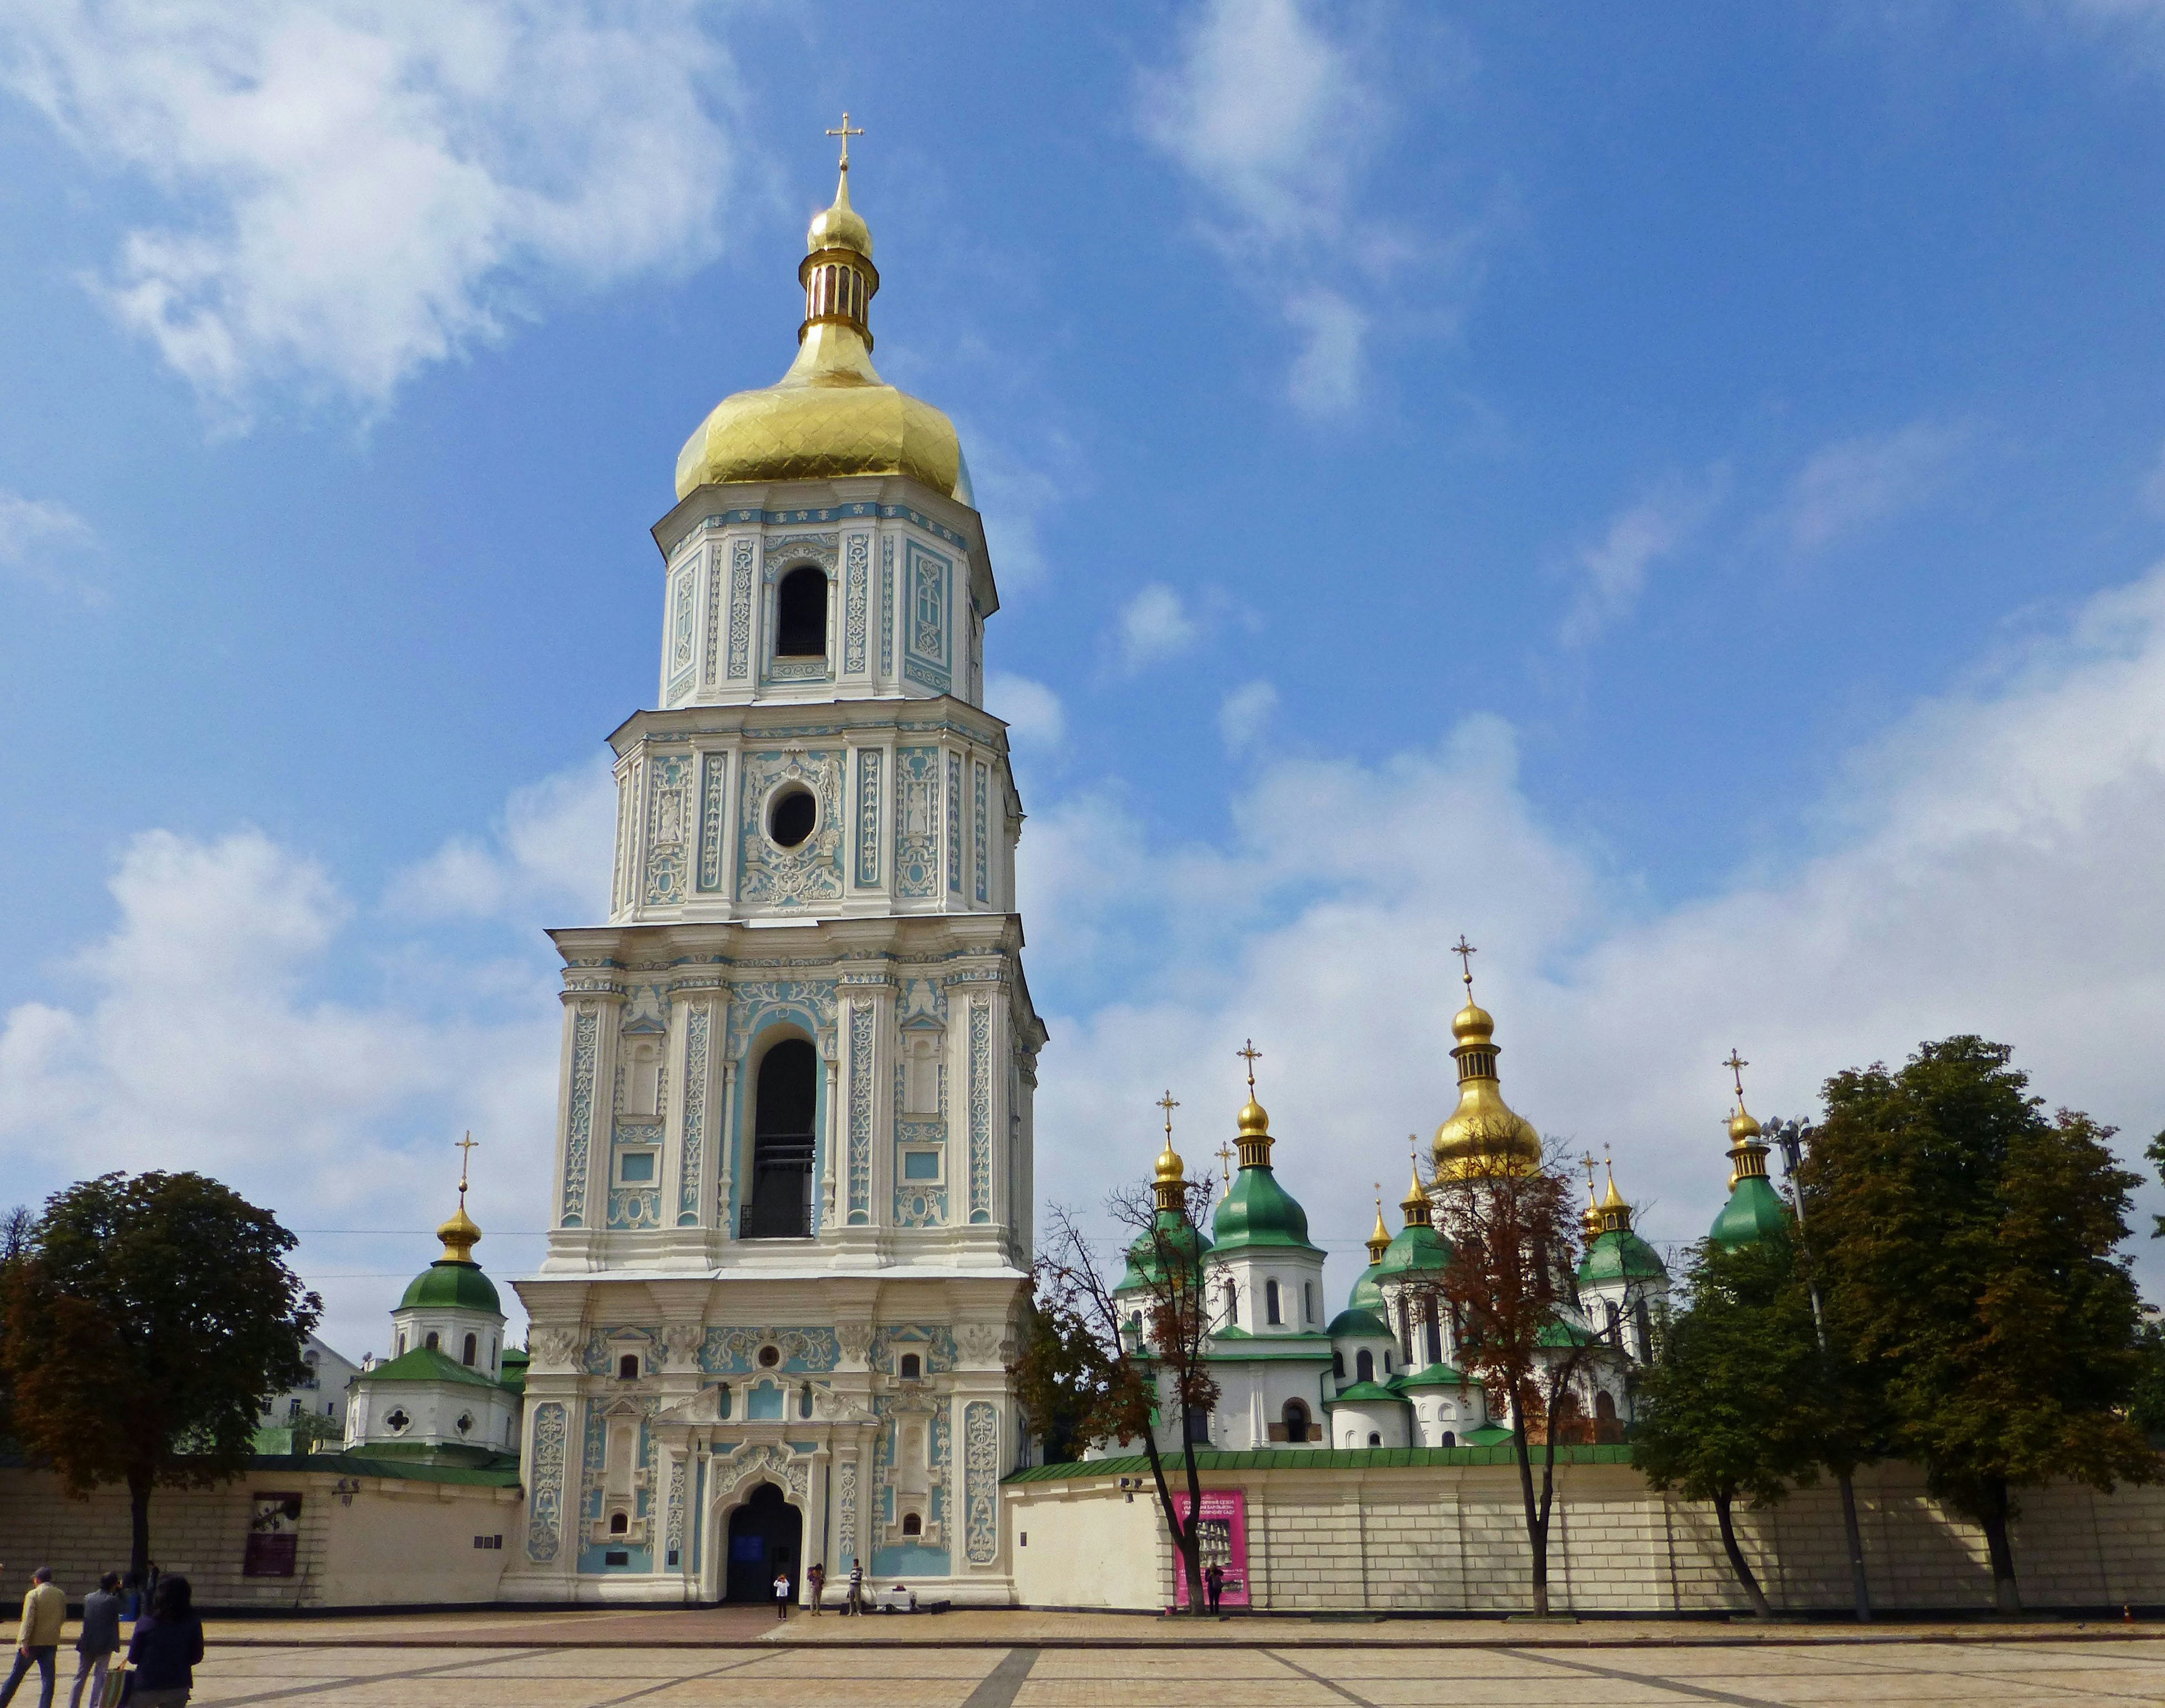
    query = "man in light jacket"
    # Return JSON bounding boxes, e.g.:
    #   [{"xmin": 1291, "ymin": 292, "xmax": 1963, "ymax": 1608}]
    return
[
  {"xmin": 0, "ymin": 1566, "xmax": 65, "ymax": 1708},
  {"xmin": 67, "ymin": 1575, "xmax": 121, "ymax": 1708}
]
